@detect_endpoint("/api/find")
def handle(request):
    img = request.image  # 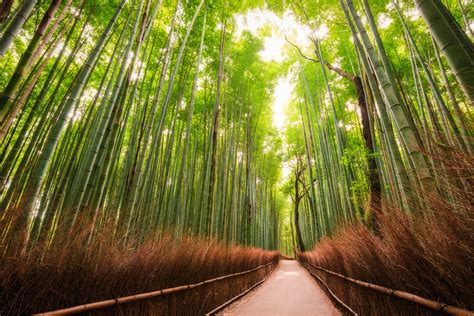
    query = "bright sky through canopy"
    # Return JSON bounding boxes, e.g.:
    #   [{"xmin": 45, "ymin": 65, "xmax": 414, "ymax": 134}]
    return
[
  {"xmin": 234, "ymin": 9, "xmax": 313, "ymax": 131},
  {"xmin": 272, "ymin": 75, "xmax": 294, "ymax": 131},
  {"xmin": 234, "ymin": 9, "xmax": 314, "ymax": 63}
]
